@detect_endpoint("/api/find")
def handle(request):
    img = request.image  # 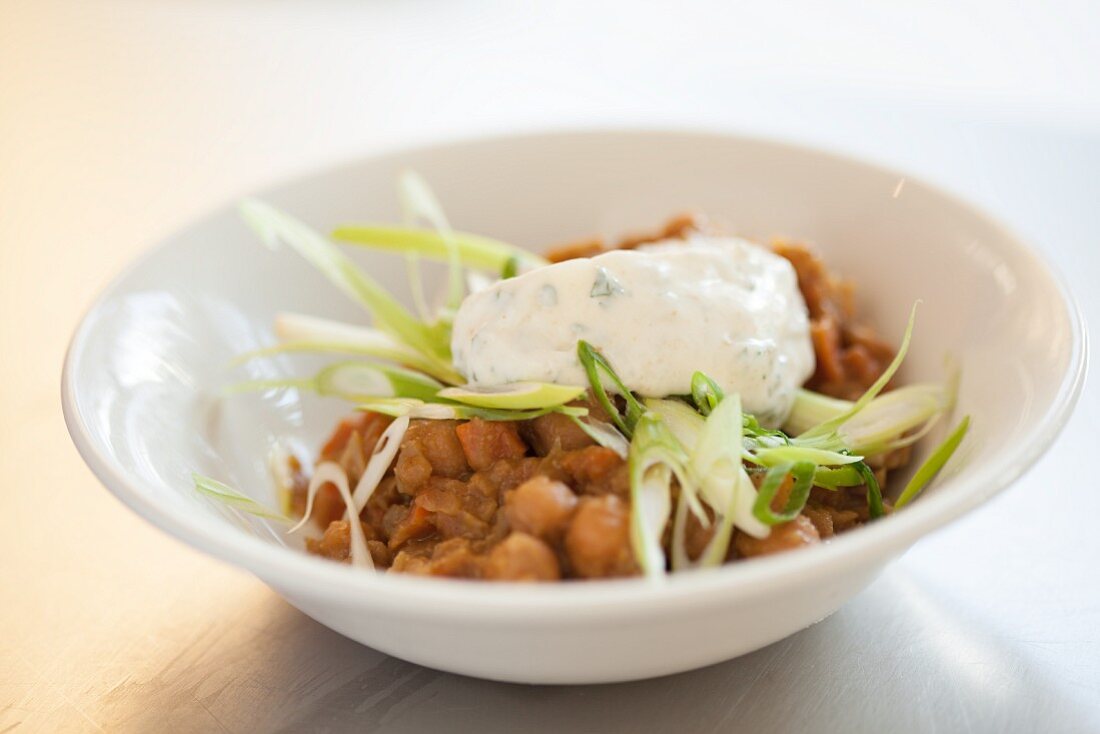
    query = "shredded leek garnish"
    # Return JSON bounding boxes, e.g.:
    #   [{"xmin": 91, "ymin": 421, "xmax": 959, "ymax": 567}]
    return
[
  {"xmin": 332, "ymin": 226, "xmax": 546, "ymax": 273},
  {"xmin": 628, "ymin": 413, "xmax": 682, "ymax": 577},
  {"xmin": 302, "ymin": 462, "xmax": 373, "ymax": 568},
  {"xmin": 752, "ymin": 445, "xmax": 862, "ymax": 468},
  {"xmin": 691, "ymin": 393, "xmax": 768, "ymax": 557},
  {"xmin": 691, "ymin": 392, "xmax": 746, "ymax": 526},
  {"xmin": 404, "ymin": 253, "xmax": 433, "ymax": 322},
  {"xmin": 894, "ymin": 416, "xmax": 971, "ymax": 508},
  {"xmin": 397, "ymin": 170, "xmax": 465, "ymax": 315},
  {"xmin": 351, "ymin": 415, "xmax": 410, "ymax": 511},
  {"xmin": 742, "ymin": 413, "xmax": 790, "ymax": 444},
  {"xmin": 231, "ymin": 312, "xmax": 464, "ymax": 384},
  {"xmin": 794, "ymin": 303, "xmax": 919, "ymax": 448},
  {"xmin": 355, "ymin": 398, "xmax": 454, "ymax": 419},
  {"xmin": 568, "ymin": 416, "xmax": 630, "ymax": 458},
  {"xmin": 644, "ymin": 398, "xmax": 704, "ymax": 450},
  {"xmin": 227, "ymin": 361, "xmax": 442, "ymax": 403},
  {"xmin": 356, "ymin": 397, "xmax": 587, "ymax": 422},
  {"xmin": 268, "ymin": 441, "xmax": 305, "ymax": 517},
  {"xmin": 642, "ymin": 399, "xmax": 710, "ymax": 522},
  {"xmin": 812, "ymin": 465, "xmax": 864, "ymax": 490},
  {"xmin": 192, "ymin": 473, "xmax": 289, "ymax": 521},
  {"xmin": 239, "ymin": 199, "xmax": 451, "ymax": 369},
  {"xmin": 669, "ymin": 488, "xmax": 694, "ymax": 571},
  {"xmin": 437, "ymin": 382, "xmax": 586, "ymax": 410},
  {"xmin": 785, "ymin": 383, "xmax": 953, "ymax": 455}
]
